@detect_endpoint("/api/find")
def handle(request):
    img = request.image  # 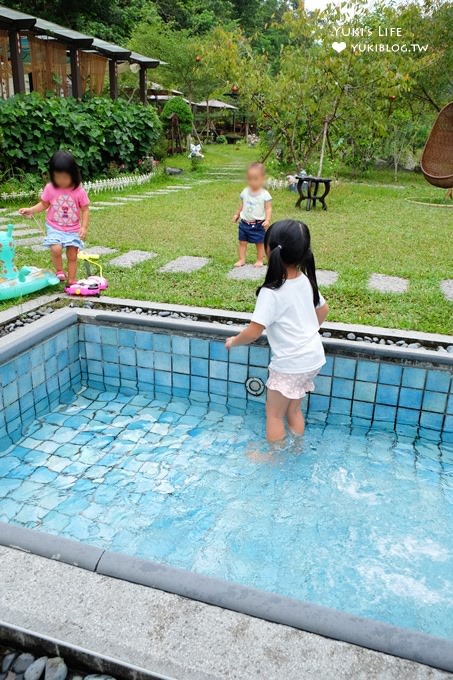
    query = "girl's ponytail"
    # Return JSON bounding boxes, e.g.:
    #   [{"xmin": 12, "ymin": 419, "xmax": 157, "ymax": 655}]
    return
[
  {"xmin": 302, "ymin": 248, "xmax": 320, "ymax": 307},
  {"xmin": 257, "ymin": 243, "xmax": 286, "ymax": 295}
]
